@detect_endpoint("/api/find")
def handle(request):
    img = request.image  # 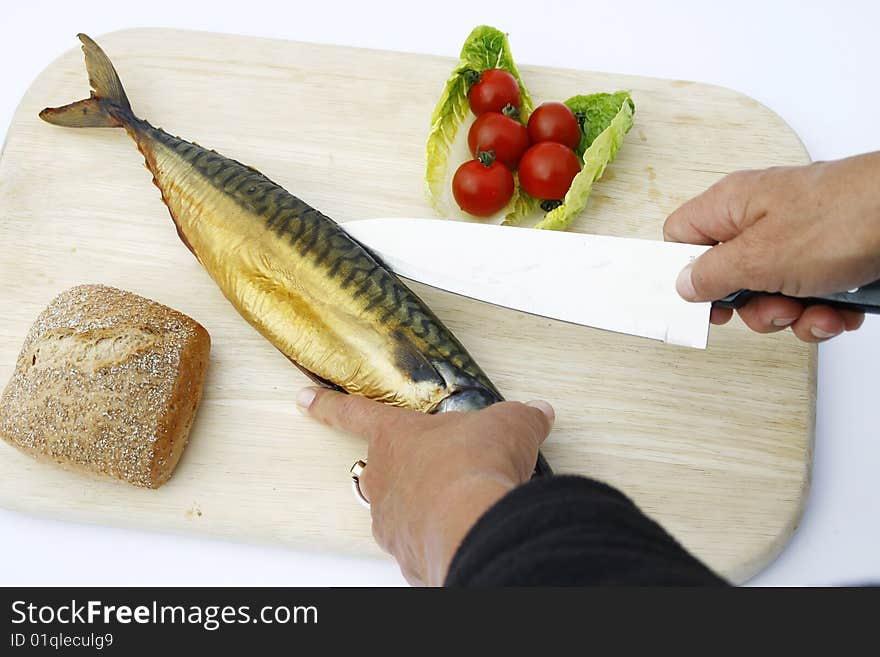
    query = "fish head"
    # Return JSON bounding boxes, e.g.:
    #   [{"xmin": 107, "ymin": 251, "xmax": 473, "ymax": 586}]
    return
[{"xmin": 428, "ymin": 360, "xmax": 502, "ymax": 413}]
